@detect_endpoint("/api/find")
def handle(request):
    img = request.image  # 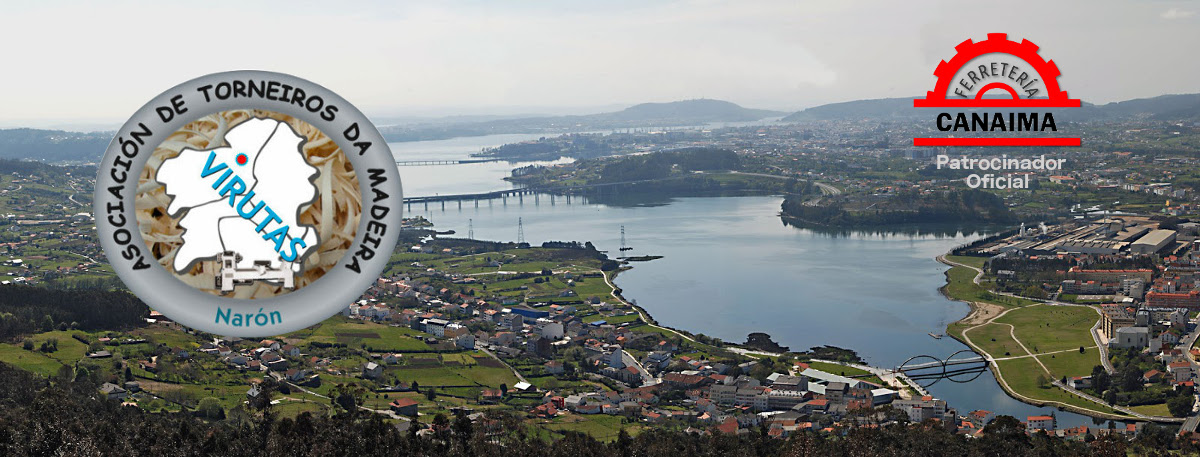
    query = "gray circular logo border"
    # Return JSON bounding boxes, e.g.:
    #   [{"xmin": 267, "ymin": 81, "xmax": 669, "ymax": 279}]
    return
[{"xmin": 94, "ymin": 70, "xmax": 403, "ymax": 337}]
